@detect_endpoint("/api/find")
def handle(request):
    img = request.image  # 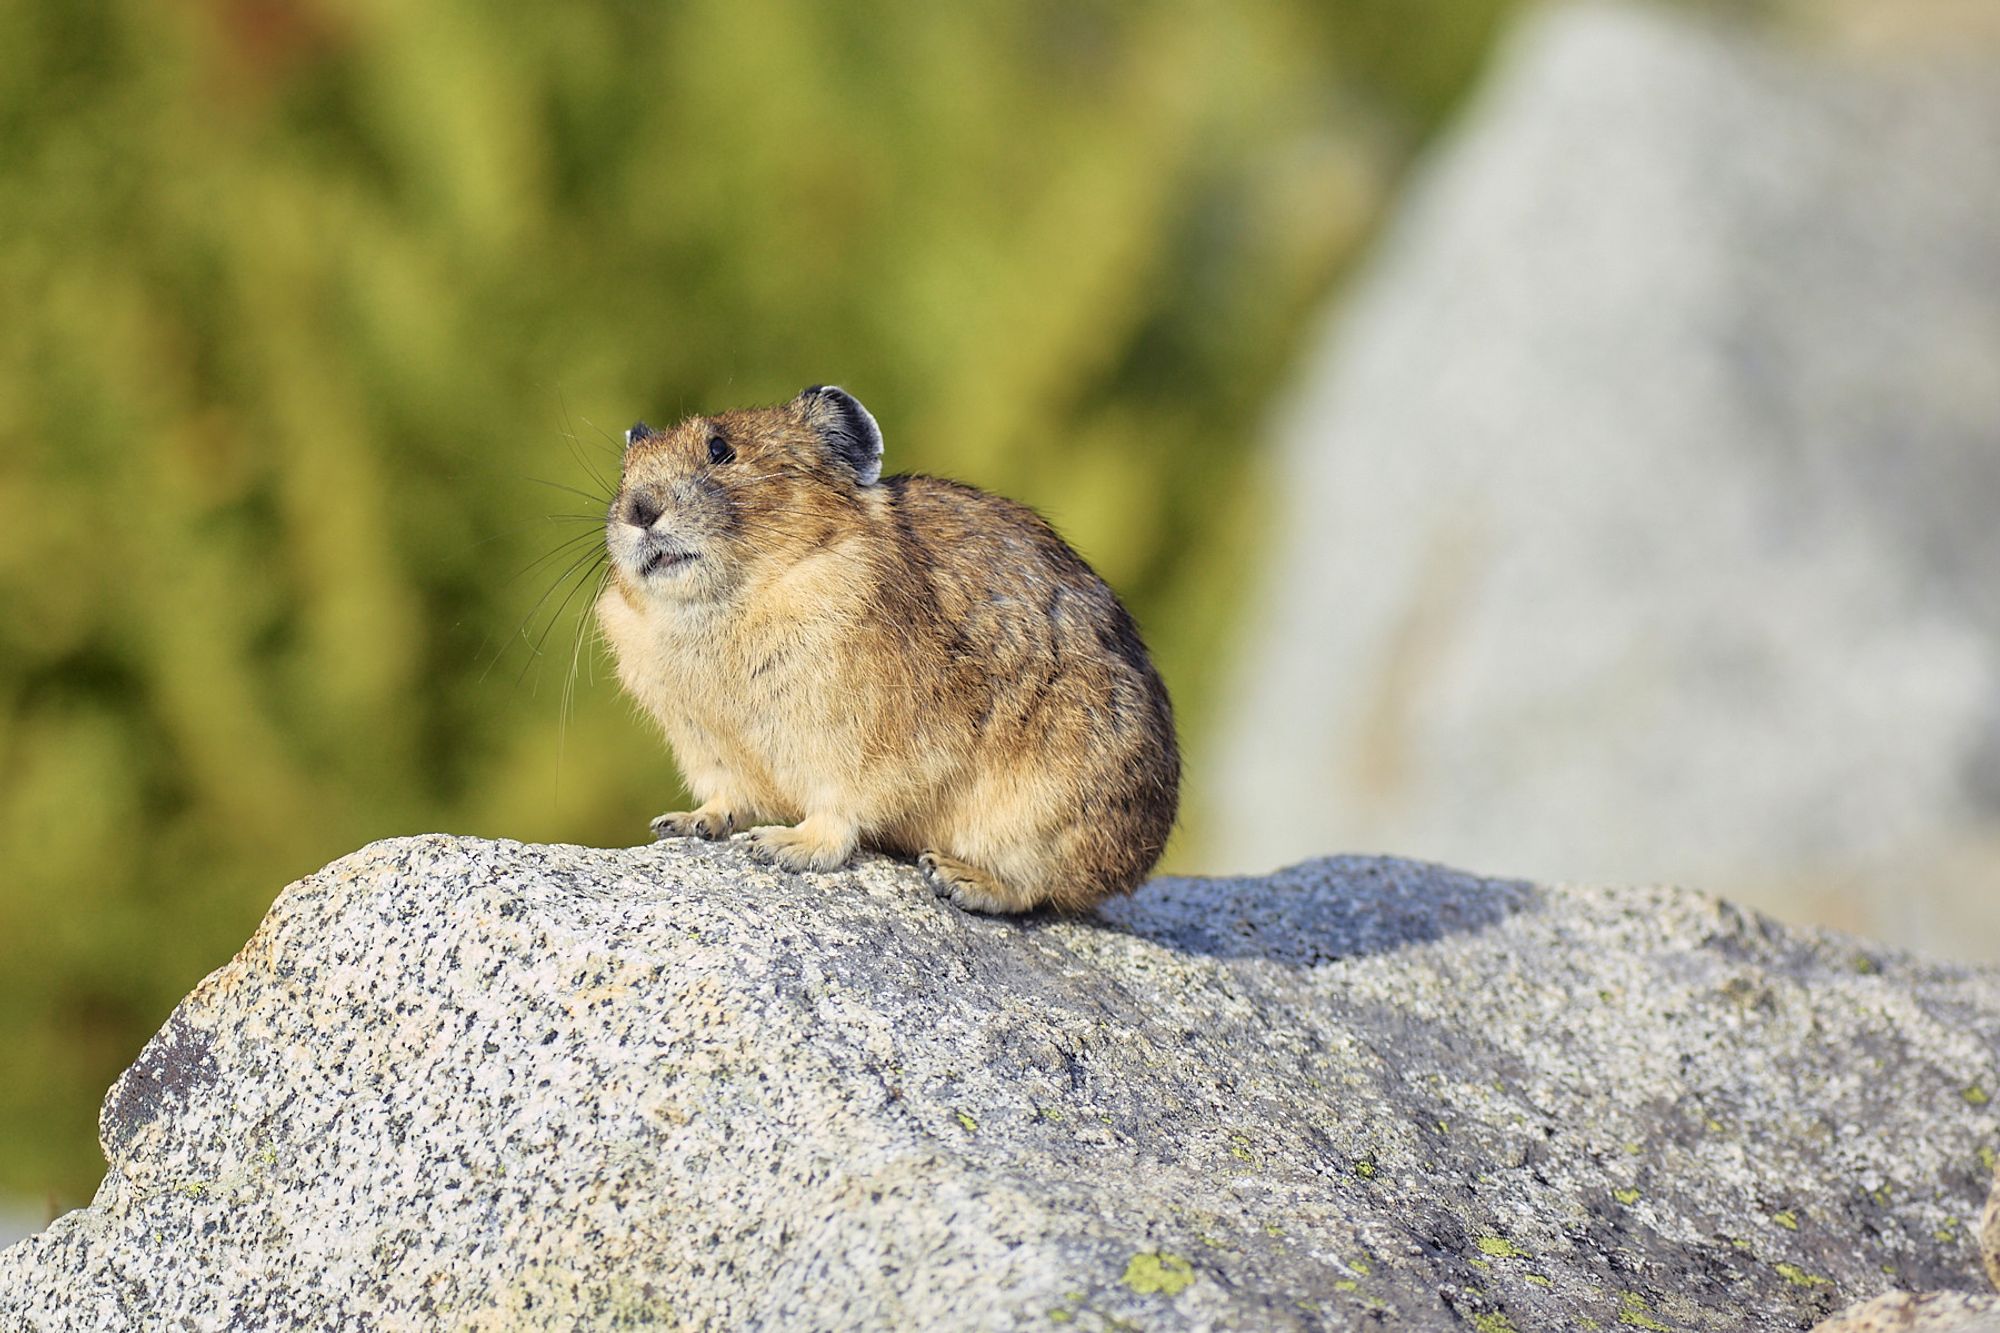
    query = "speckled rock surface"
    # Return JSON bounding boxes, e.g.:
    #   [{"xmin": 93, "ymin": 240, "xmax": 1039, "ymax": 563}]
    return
[
  {"xmin": 0, "ymin": 836, "xmax": 1996, "ymax": 1330},
  {"xmin": 1808, "ymin": 1169, "xmax": 2000, "ymax": 1331}
]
